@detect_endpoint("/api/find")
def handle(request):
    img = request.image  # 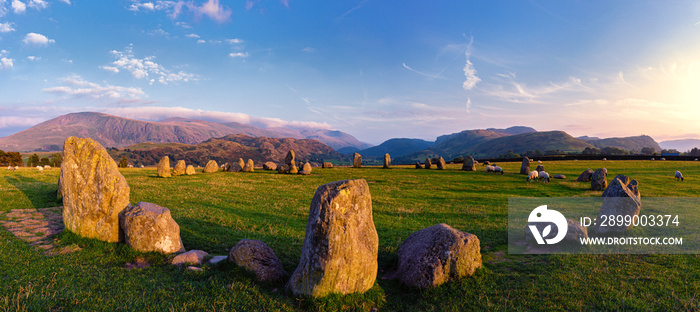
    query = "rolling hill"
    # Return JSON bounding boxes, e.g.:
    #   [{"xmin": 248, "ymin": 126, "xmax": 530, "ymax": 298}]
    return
[
  {"xmin": 582, "ymin": 135, "xmax": 661, "ymax": 152},
  {"xmin": 357, "ymin": 138, "xmax": 435, "ymax": 157},
  {"xmin": 0, "ymin": 112, "xmax": 369, "ymax": 152},
  {"xmin": 659, "ymin": 139, "xmax": 700, "ymax": 153}
]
